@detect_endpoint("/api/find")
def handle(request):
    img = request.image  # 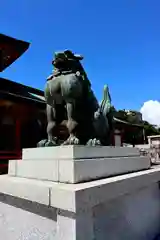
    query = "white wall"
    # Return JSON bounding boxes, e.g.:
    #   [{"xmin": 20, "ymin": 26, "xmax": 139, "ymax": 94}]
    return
[
  {"xmin": 0, "ymin": 184, "xmax": 159, "ymax": 240},
  {"xmin": 93, "ymin": 184, "xmax": 160, "ymax": 240},
  {"xmin": 114, "ymin": 134, "xmax": 121, "ymax": 146},
  {"xmin": 0, "ymin": 201, "xmax": 57, "ymax": 239}
]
